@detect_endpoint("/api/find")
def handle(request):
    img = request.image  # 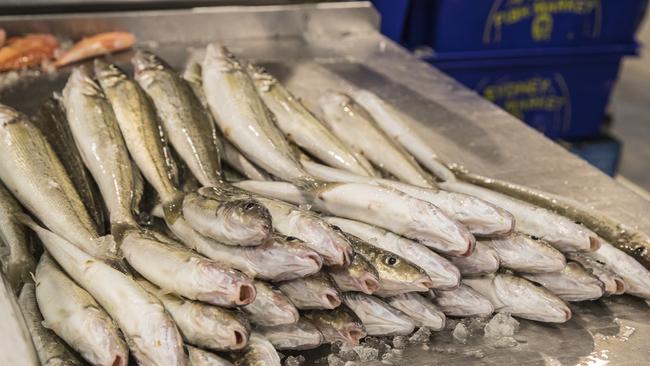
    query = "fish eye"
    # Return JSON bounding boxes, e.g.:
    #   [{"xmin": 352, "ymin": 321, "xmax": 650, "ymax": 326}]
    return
[
  {"xmin": 330, "ymin": 225, "xmax": 342, "ymax": 232},
  {"xmin": 243, "ymin": 201, "xmax": 256, "ymax": 210},
  {"xmin": 384, "ymin": 256, "xmax": 398, "ymax": 266},
  {"xmin": 286, "ymin": 236, "xmax": 298, "ymax": 242}
]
